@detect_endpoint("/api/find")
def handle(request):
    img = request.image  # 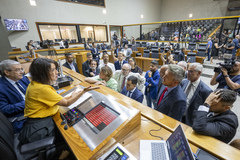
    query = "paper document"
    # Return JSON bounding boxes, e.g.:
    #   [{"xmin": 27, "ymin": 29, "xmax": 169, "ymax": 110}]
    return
[{"xmin": 64, "ymin": 88, "xmax": 92, "ymax": 109}]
